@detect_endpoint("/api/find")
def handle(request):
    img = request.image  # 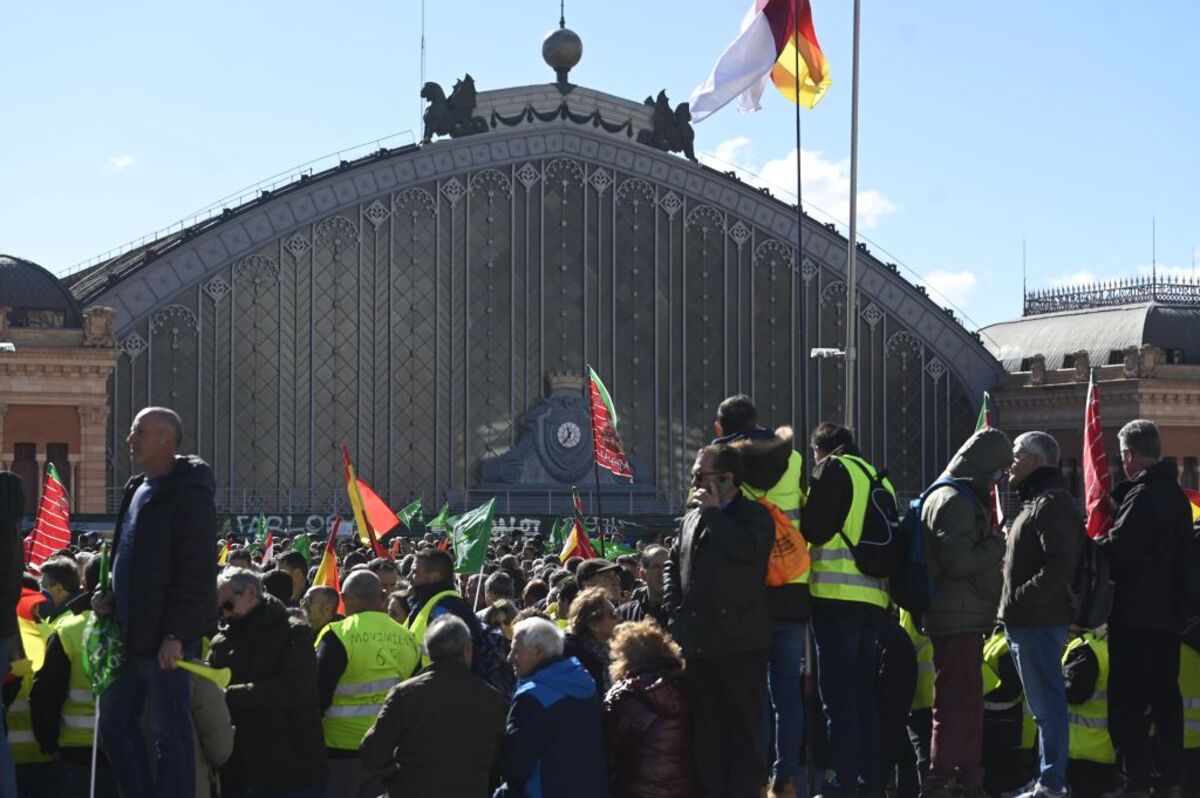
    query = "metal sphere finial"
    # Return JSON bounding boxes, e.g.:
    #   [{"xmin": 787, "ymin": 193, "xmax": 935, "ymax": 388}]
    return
[{"xmin": 542, "ymin": 25, "xmax": 582, "ymax": 86}]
